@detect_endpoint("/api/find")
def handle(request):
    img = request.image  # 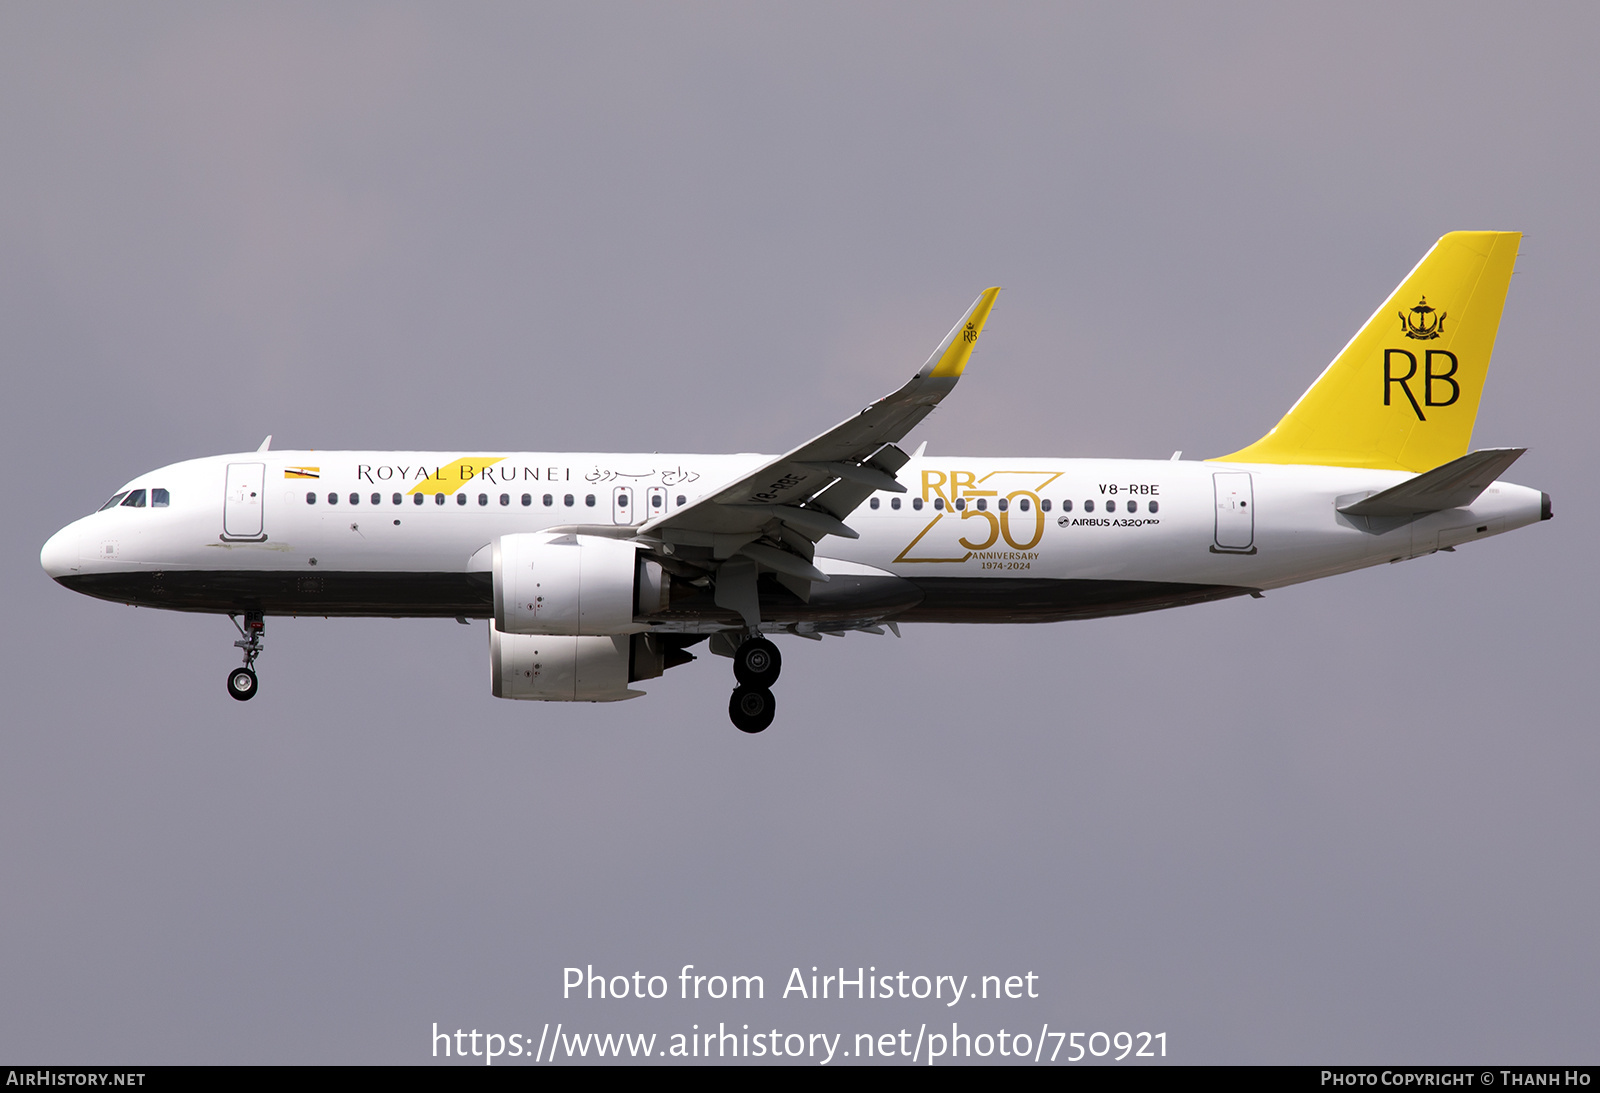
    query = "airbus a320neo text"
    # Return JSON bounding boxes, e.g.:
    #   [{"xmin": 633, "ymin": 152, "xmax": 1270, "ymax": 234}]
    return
[{"xmin": 42, "ymin": 232, "xmax": 1549, "ymax": 732}]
